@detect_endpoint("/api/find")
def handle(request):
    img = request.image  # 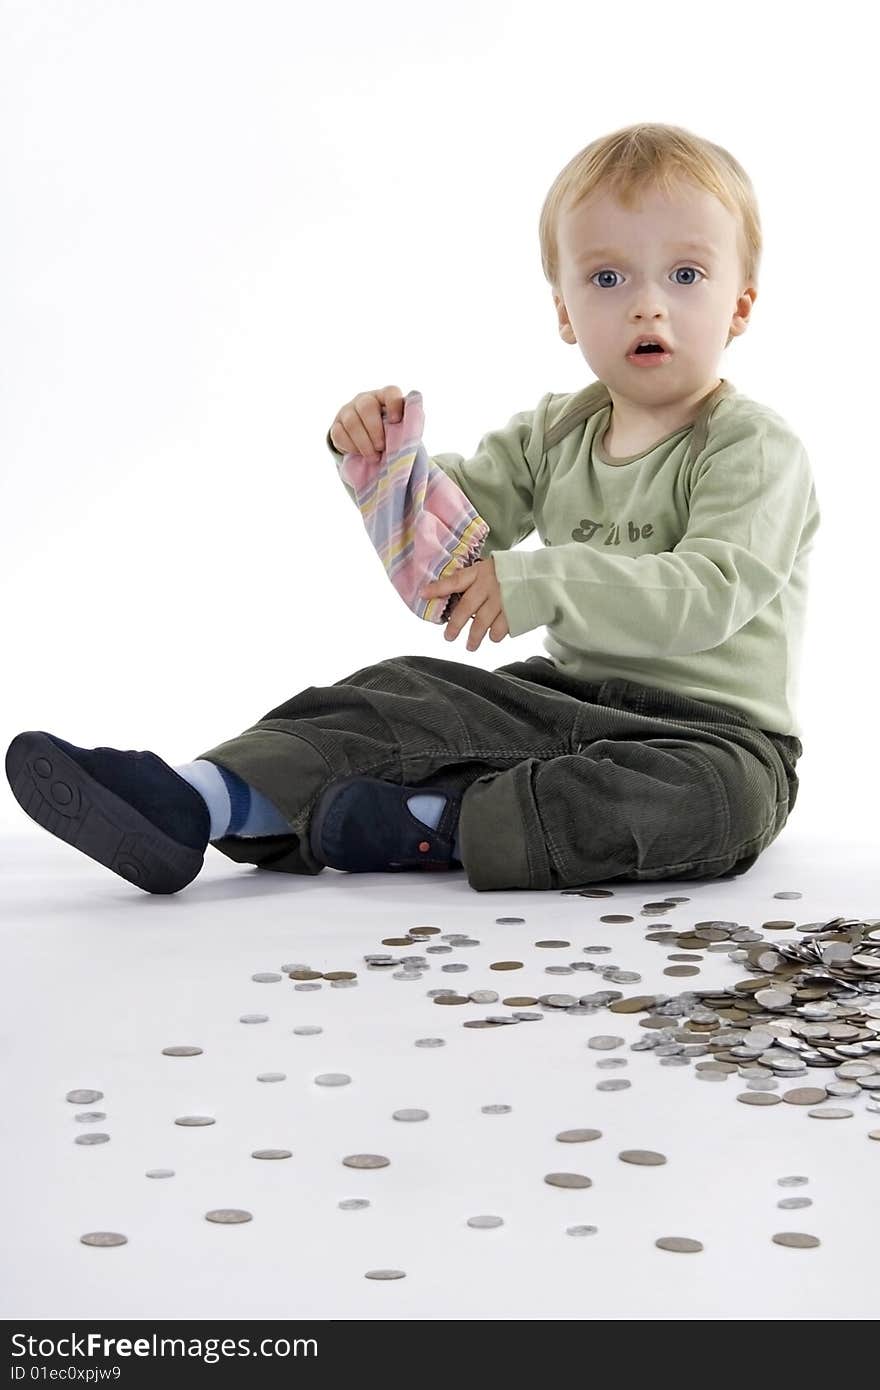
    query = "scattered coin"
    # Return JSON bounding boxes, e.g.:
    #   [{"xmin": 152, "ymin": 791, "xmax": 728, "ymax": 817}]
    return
[
  {"xmin": 619, "ymin": 1150, "xmax": 666, "ymax": 1166},
  {"xmin": 596, "ymin": 1058, "xmax": 628, "ymax": 1070},
  {"xmin": 293, "ymin": 1025, "xmax": 323, "ymax": 1036},
  {"xmin": 655, "ymin": 1236, "xmax": 703, "ymax": 1253},
  {"xmin": 778, "ymin": 1197, "xmax": 812, "ymax": 1209},
  {"xmin": 323, "ymin": 971, "xmax": 357, "ymax": 981},
  {"xmin": 338, "ymin": 1199, "xmax": 370, "ymax": 1210},
  {"xmin": 536, "ymin": 940, "xmax": 570, "ymax": 949},
  {"xmin": 867, "ymin": 1131, "xmax": 880, "ymax": 1141},
  {"xmin": 482, "ymin": 1104, "xmax": 512, "ymax": 1115},
  {"xmin": 205, "ymin": 1210, "xmax": 252, "ymax": 1224},
  {"xmin": 145, "ymin": 1169, "xmax": 174, "ymax": 1179},
  {"xmin": 544, "ymin": 1172, "xmax": 592, "ymax": 1188},
  {"xmin": 772, "ymin": 1232, "xmax": 820, "ymax": 1248},
  {"xmin": 782, "ymin": 1088, "xmax": 827, "ymax": 1106},
  {"xmin": 736, "ymin": 1092, "xmax": 781, "ymax": 1106},
  {"xmin": 73, "ymin": 1111, "xmax": 106, "ymax": 1122},
  {"xmin": 587, "ymin": 1035, "xmax": 625, "ymax": 1051},
  {"xmin": 599, "ymin": 915, "xmax": 634, "ymax": 923},
  {"xmin": 808, "ymin": 1107, "xmax": 853, "ymax": 1119},
  {"xmin": 777, "ymin": 1176, "xmax": 809, "ymax": 1187},
  {"xmin": 566, "ymin": 1225, "xmax": 598, "ymax": 1237},
  {"xmin": 240, "ymin": 1014, "xmax": 268, "ymax": 1024},
  {"xmin": 467, "ymin": 1214, "xmax": 504, "ymax": 1228},
  {"xmin": 251, "ymin": 1149, "xmax": 292, "ymax": 1160},
  {"xmin": 490, "ymin": 961, "xmax": 523, "ymax": 971},
  {"xmin": 66, "ymin": 1089, "xmax": 103, "ymax": 1105},
  {"xmin": 664, "ymin": 966, "xmax": 700, "ymax": 977},
  {"xmin": 597, "ymin": 1079, "xmax": 631, "ymax": 1092},
  {"xmin": 610, "ymin": 996, "xmax": 657, "ymax": 1014},
  {"xmin": 174, "ymin": 1116, "xmax": 215, "ymax": 1126},
  {"xmin": 289, "ymin": 969, "xmax": 322, "ymax": 981},
  {"xmin": 80, "ymin": 1232, "xmax": 127, "ymax": 1247},
  {"xmin": 161, "ymin": 1046, "xmax": 203, "ymax": 1057},
  {"xmin": 502, "ymin": 996, "xmax": 537, "ymax": 1007},
  {"xmin": 315, "ymin": 1073, "xmax": 351, "ymax": 1087},
  {"xmin": 74, "ymin": 1133, "xmax": 109, "ymax": 1146},
  {"xmin": 257, "ymin": 1072, "xmax": 286, "ymax": 1083},
  {"xmin": 365, "ymin": 1269, "xmax": 405, "ymax": 1280},
  {"xmin": 415, "ymin": 1038, "xmax": 445, "ymax": 1048},
  {"xmin": 392, "ymin": 1109, "xmax": 429, "ymax": 1122},
  {"xmin": 469, "ymin": 991, "xmax": 500, "ymax": 1004},
  {"xmin": 556, "ymin": 1129, "xmax": 602, "ymax": 1143},
  {"xmin": 252, "ymin": 972, "xmax": 282, "ymax": 983},
  {"xmin": 343, "ymin": 1154, "xmax": 390, "ymax": 1170}
]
